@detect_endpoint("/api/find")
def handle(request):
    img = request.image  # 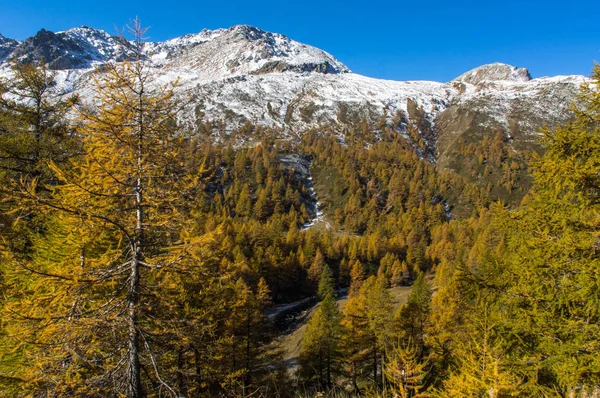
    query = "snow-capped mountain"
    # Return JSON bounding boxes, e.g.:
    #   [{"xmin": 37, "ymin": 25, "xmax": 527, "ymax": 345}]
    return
[
  {"xmin": 146, "ymin": 25, "xmax": 349, "ymax": 78},
  {"xmin": 7, "ymin": 27, "xmax": 127, "ymax": 69},
  {"xmin": 2, "ymin": 25, "xmax": 347, "ymax": 77},
  {"xmin": 0, "ymin": 25, "xmax": 587, "ymax": 194},
  {"xmin": 454, "ymin": 63, "xmax": 532, "ymax": 85}
]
